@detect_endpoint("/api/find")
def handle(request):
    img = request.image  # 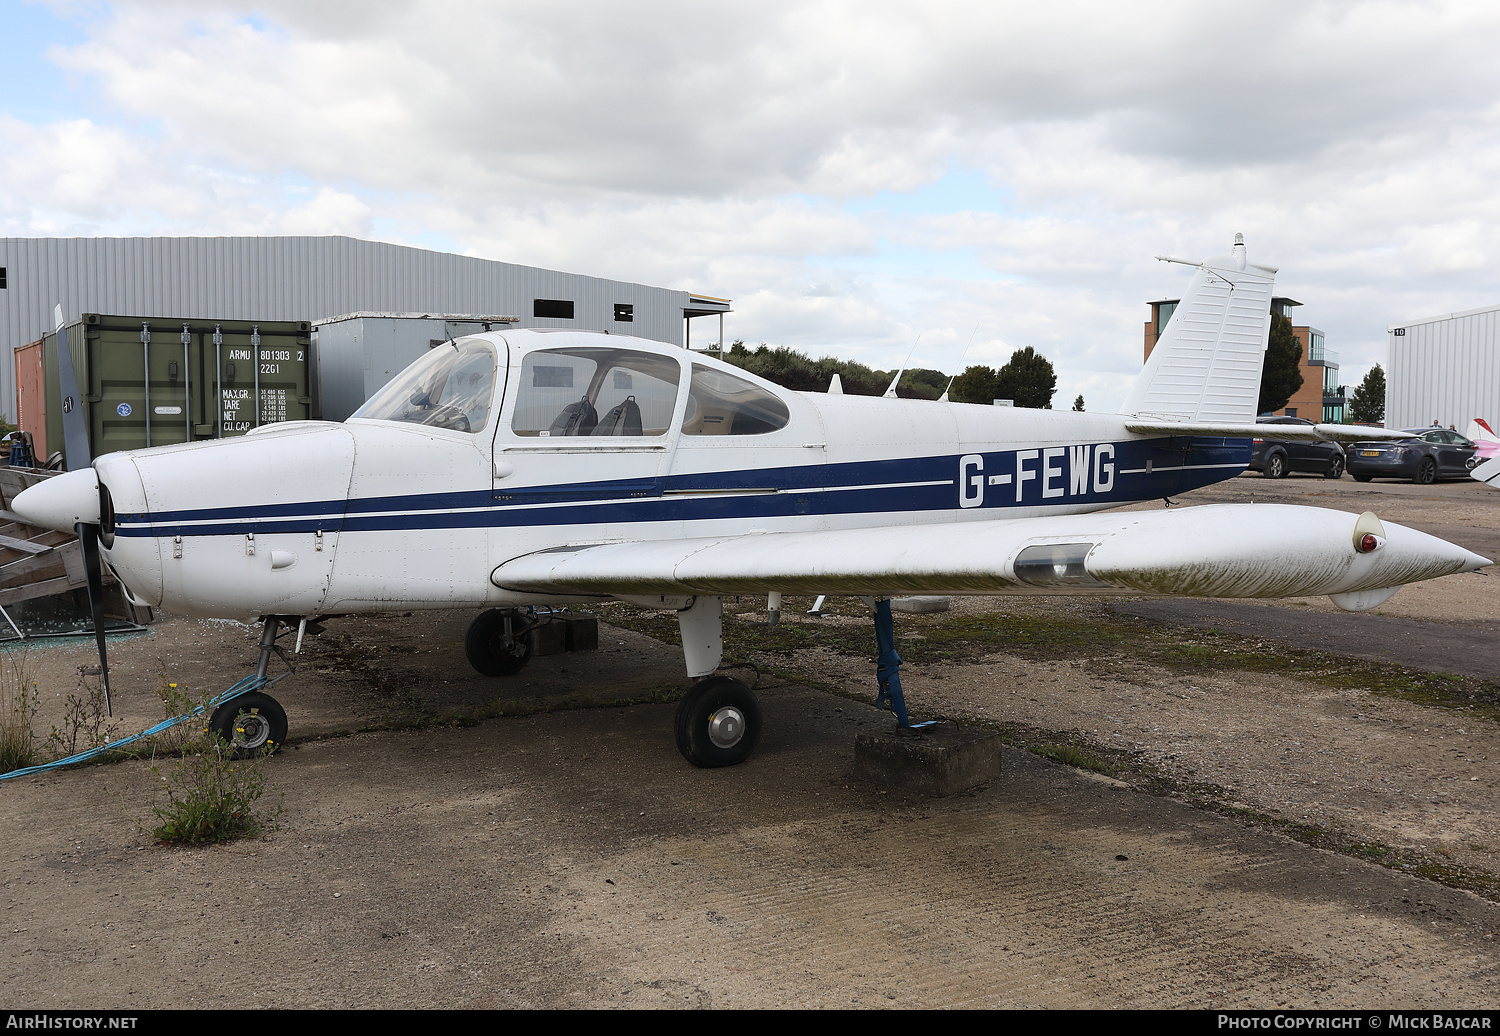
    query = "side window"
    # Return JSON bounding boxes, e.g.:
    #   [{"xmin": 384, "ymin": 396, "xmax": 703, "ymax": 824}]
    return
[
  {"xmin": 511, "ymin": 348, "xmax": 681, "ymax": 437},
  {"xmin": 682, "ymin": 364, "xmax": 791, "ymax": 436}
]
